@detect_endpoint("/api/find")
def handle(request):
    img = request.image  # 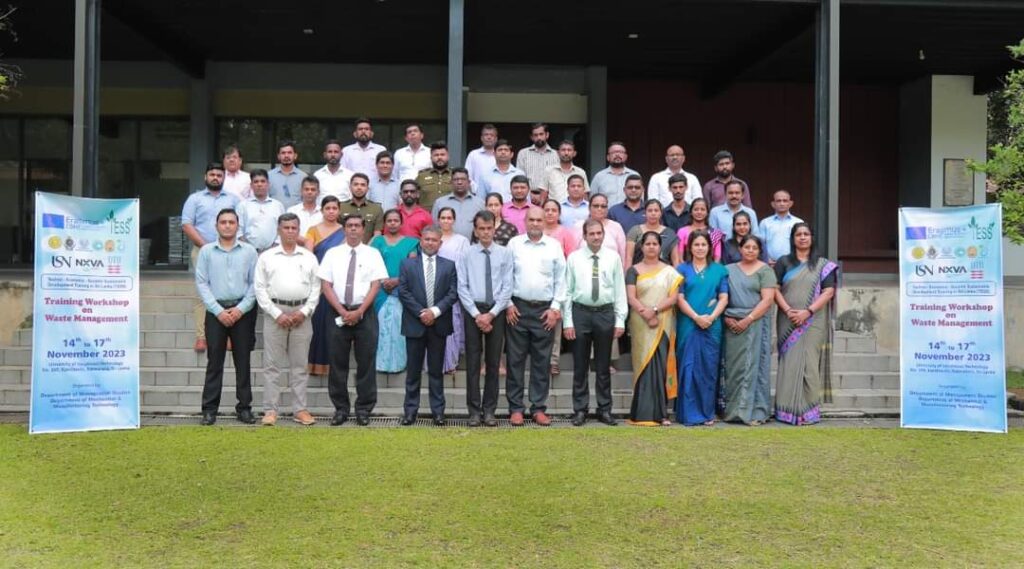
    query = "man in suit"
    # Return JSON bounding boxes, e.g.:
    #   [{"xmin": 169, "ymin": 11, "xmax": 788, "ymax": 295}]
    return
[{"xmin": 397, "ymin": 224, "xmax": 460, "ymax": 425}]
